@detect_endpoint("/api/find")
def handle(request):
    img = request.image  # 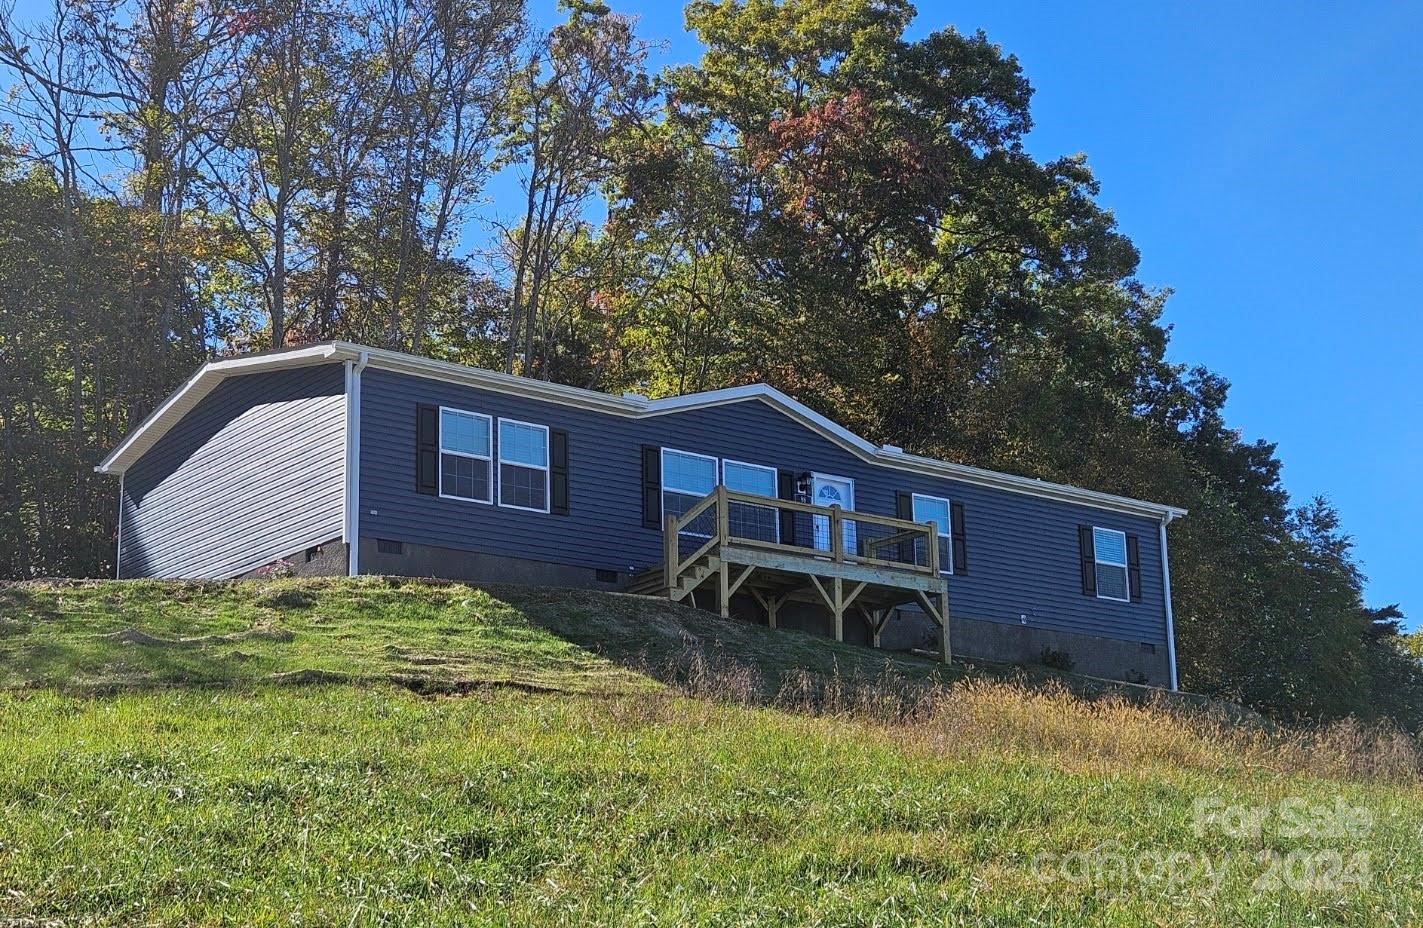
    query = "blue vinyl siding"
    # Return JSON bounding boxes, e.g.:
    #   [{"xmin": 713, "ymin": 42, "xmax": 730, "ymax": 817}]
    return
[
  {"xmin": 119, "ymin": 365, "xmax": 346, "ymax": 578},
  {"xmin": 359, "ymin": 368, "xmax": 1169, "ymax": 645}
]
